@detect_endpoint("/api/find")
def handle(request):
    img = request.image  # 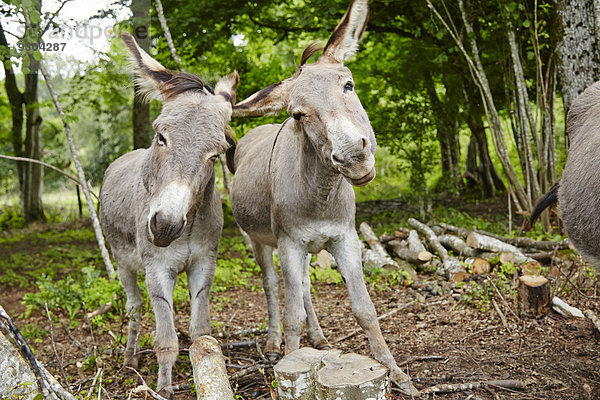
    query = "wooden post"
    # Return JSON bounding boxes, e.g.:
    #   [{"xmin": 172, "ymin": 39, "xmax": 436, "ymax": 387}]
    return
[
  {"xmin": 189, "ymin": 336, "xmax": 234, "ymax": 400},
  {"xmin": 518, "ymin": 275, "xmax": 550, "ymax": 317}
]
